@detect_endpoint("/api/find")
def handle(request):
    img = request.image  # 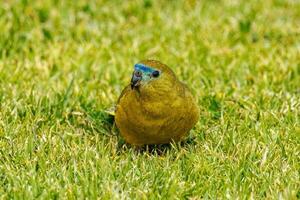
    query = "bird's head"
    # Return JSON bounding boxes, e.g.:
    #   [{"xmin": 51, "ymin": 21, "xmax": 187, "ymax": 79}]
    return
[{"xmin": 130, "ymin": 60, "xmax": 177, "ymax": 92}]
